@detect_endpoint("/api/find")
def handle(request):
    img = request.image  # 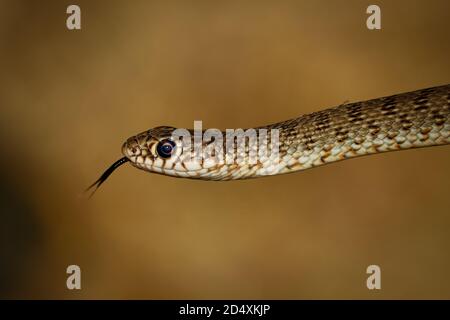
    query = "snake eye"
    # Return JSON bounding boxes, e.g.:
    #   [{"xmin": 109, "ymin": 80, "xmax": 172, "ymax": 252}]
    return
[{"xmin": 156, "ymin": 139, "xmax": 176, "ymax": 159}]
